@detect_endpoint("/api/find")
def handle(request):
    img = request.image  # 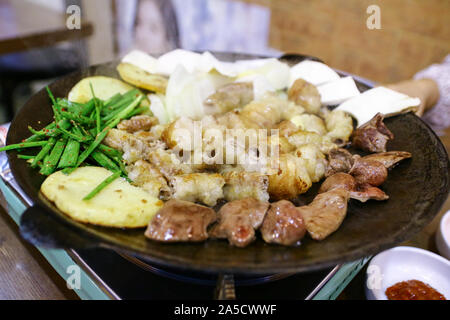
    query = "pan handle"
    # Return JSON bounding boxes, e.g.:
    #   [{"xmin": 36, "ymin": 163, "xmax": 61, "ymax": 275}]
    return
[{"xmin": 19, "ymin": 205, "xmax": 100, "ymax": 249}]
